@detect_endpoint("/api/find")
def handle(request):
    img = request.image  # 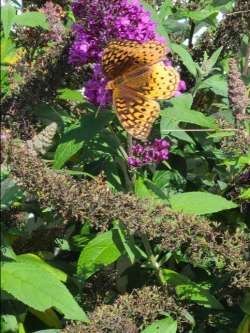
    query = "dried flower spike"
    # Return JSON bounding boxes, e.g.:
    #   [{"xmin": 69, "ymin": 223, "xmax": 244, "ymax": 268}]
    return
[
  {"xmin": 228, "ymin": 58, "xmax": 249, "ymax": 115},
  {"xmin": 26, "ymin": 122, "xmax": 58, "ymax": 156}
]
